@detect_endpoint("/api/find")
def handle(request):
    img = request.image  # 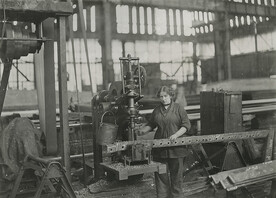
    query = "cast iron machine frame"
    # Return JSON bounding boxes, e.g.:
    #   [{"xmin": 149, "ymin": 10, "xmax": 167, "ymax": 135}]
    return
[{"xmin": 92, "ymin": 54, "xmax": 167, "ymax": 180}]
